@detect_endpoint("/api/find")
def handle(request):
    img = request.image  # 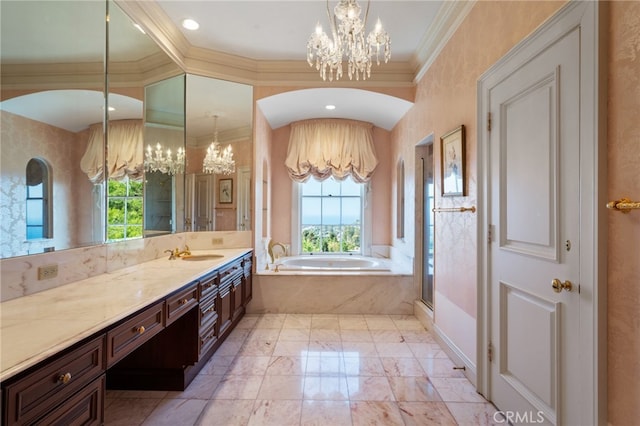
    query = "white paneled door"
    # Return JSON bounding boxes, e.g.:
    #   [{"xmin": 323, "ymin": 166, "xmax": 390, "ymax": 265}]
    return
[{"xmin": 488, "ymin": 25, "xmax": 581, "ymax": 425}]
